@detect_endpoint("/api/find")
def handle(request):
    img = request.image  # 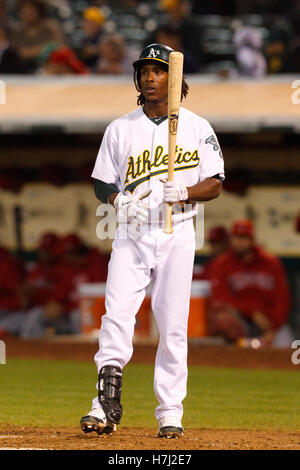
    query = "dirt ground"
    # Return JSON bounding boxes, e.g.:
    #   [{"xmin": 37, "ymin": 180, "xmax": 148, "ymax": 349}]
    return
[
  {"xmin": 0, "ymin": 426, "xmax": 299, "ymax": 450},
  {"xmin": 1, "ymin": 337, "xmax": 299, "ymax": 450}
]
